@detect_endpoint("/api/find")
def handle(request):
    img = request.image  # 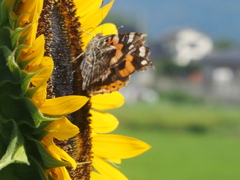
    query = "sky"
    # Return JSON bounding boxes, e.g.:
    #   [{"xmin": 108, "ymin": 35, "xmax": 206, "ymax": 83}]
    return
[{"xmin": 108, "ymin": 0, "xmax": 240, "ymax": 42}]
